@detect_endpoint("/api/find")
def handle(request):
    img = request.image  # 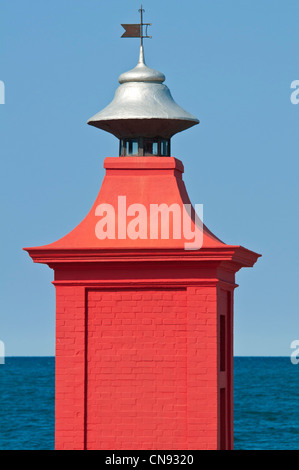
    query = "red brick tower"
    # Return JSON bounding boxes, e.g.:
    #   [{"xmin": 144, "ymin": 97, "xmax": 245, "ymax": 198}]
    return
[{"xmin": 24, "ymin": 23, "xmax": 260, "ymax": 450}]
